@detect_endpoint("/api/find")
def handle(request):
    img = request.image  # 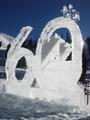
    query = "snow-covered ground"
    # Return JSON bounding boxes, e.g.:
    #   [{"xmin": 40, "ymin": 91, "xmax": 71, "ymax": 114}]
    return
[
  {"xmin": 0, "ymin": 93, "xmax": 90, "ymax": 120},
  {"xmin": 0, "ymin": 66, "xmax": 90, "ymax": 119}
]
